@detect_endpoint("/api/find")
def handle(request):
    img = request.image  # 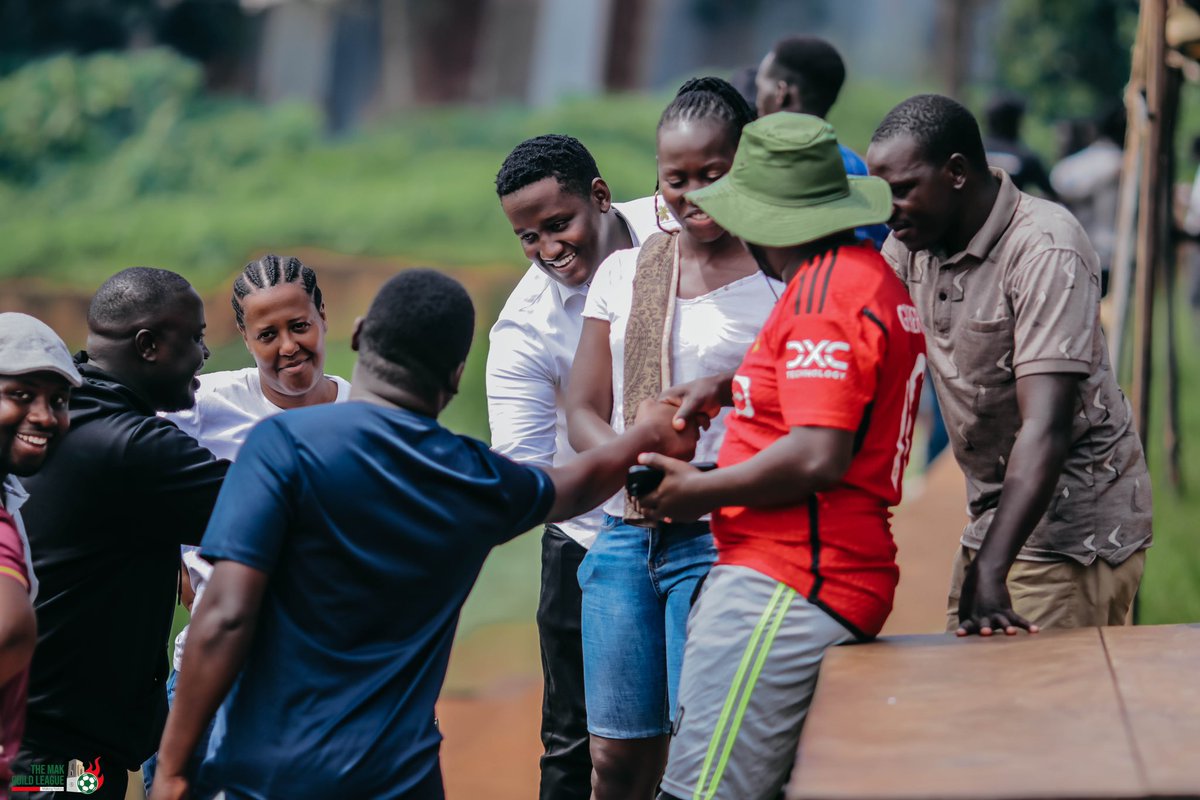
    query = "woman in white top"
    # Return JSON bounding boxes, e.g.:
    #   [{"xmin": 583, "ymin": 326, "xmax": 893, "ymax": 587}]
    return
[
  {"xmin": 566, "ymin": 78, "xmax": 782, "ymax": 799},
  {"xmin": 142, "ymin": 254, "xmax": 350, "ymax": 794}
]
